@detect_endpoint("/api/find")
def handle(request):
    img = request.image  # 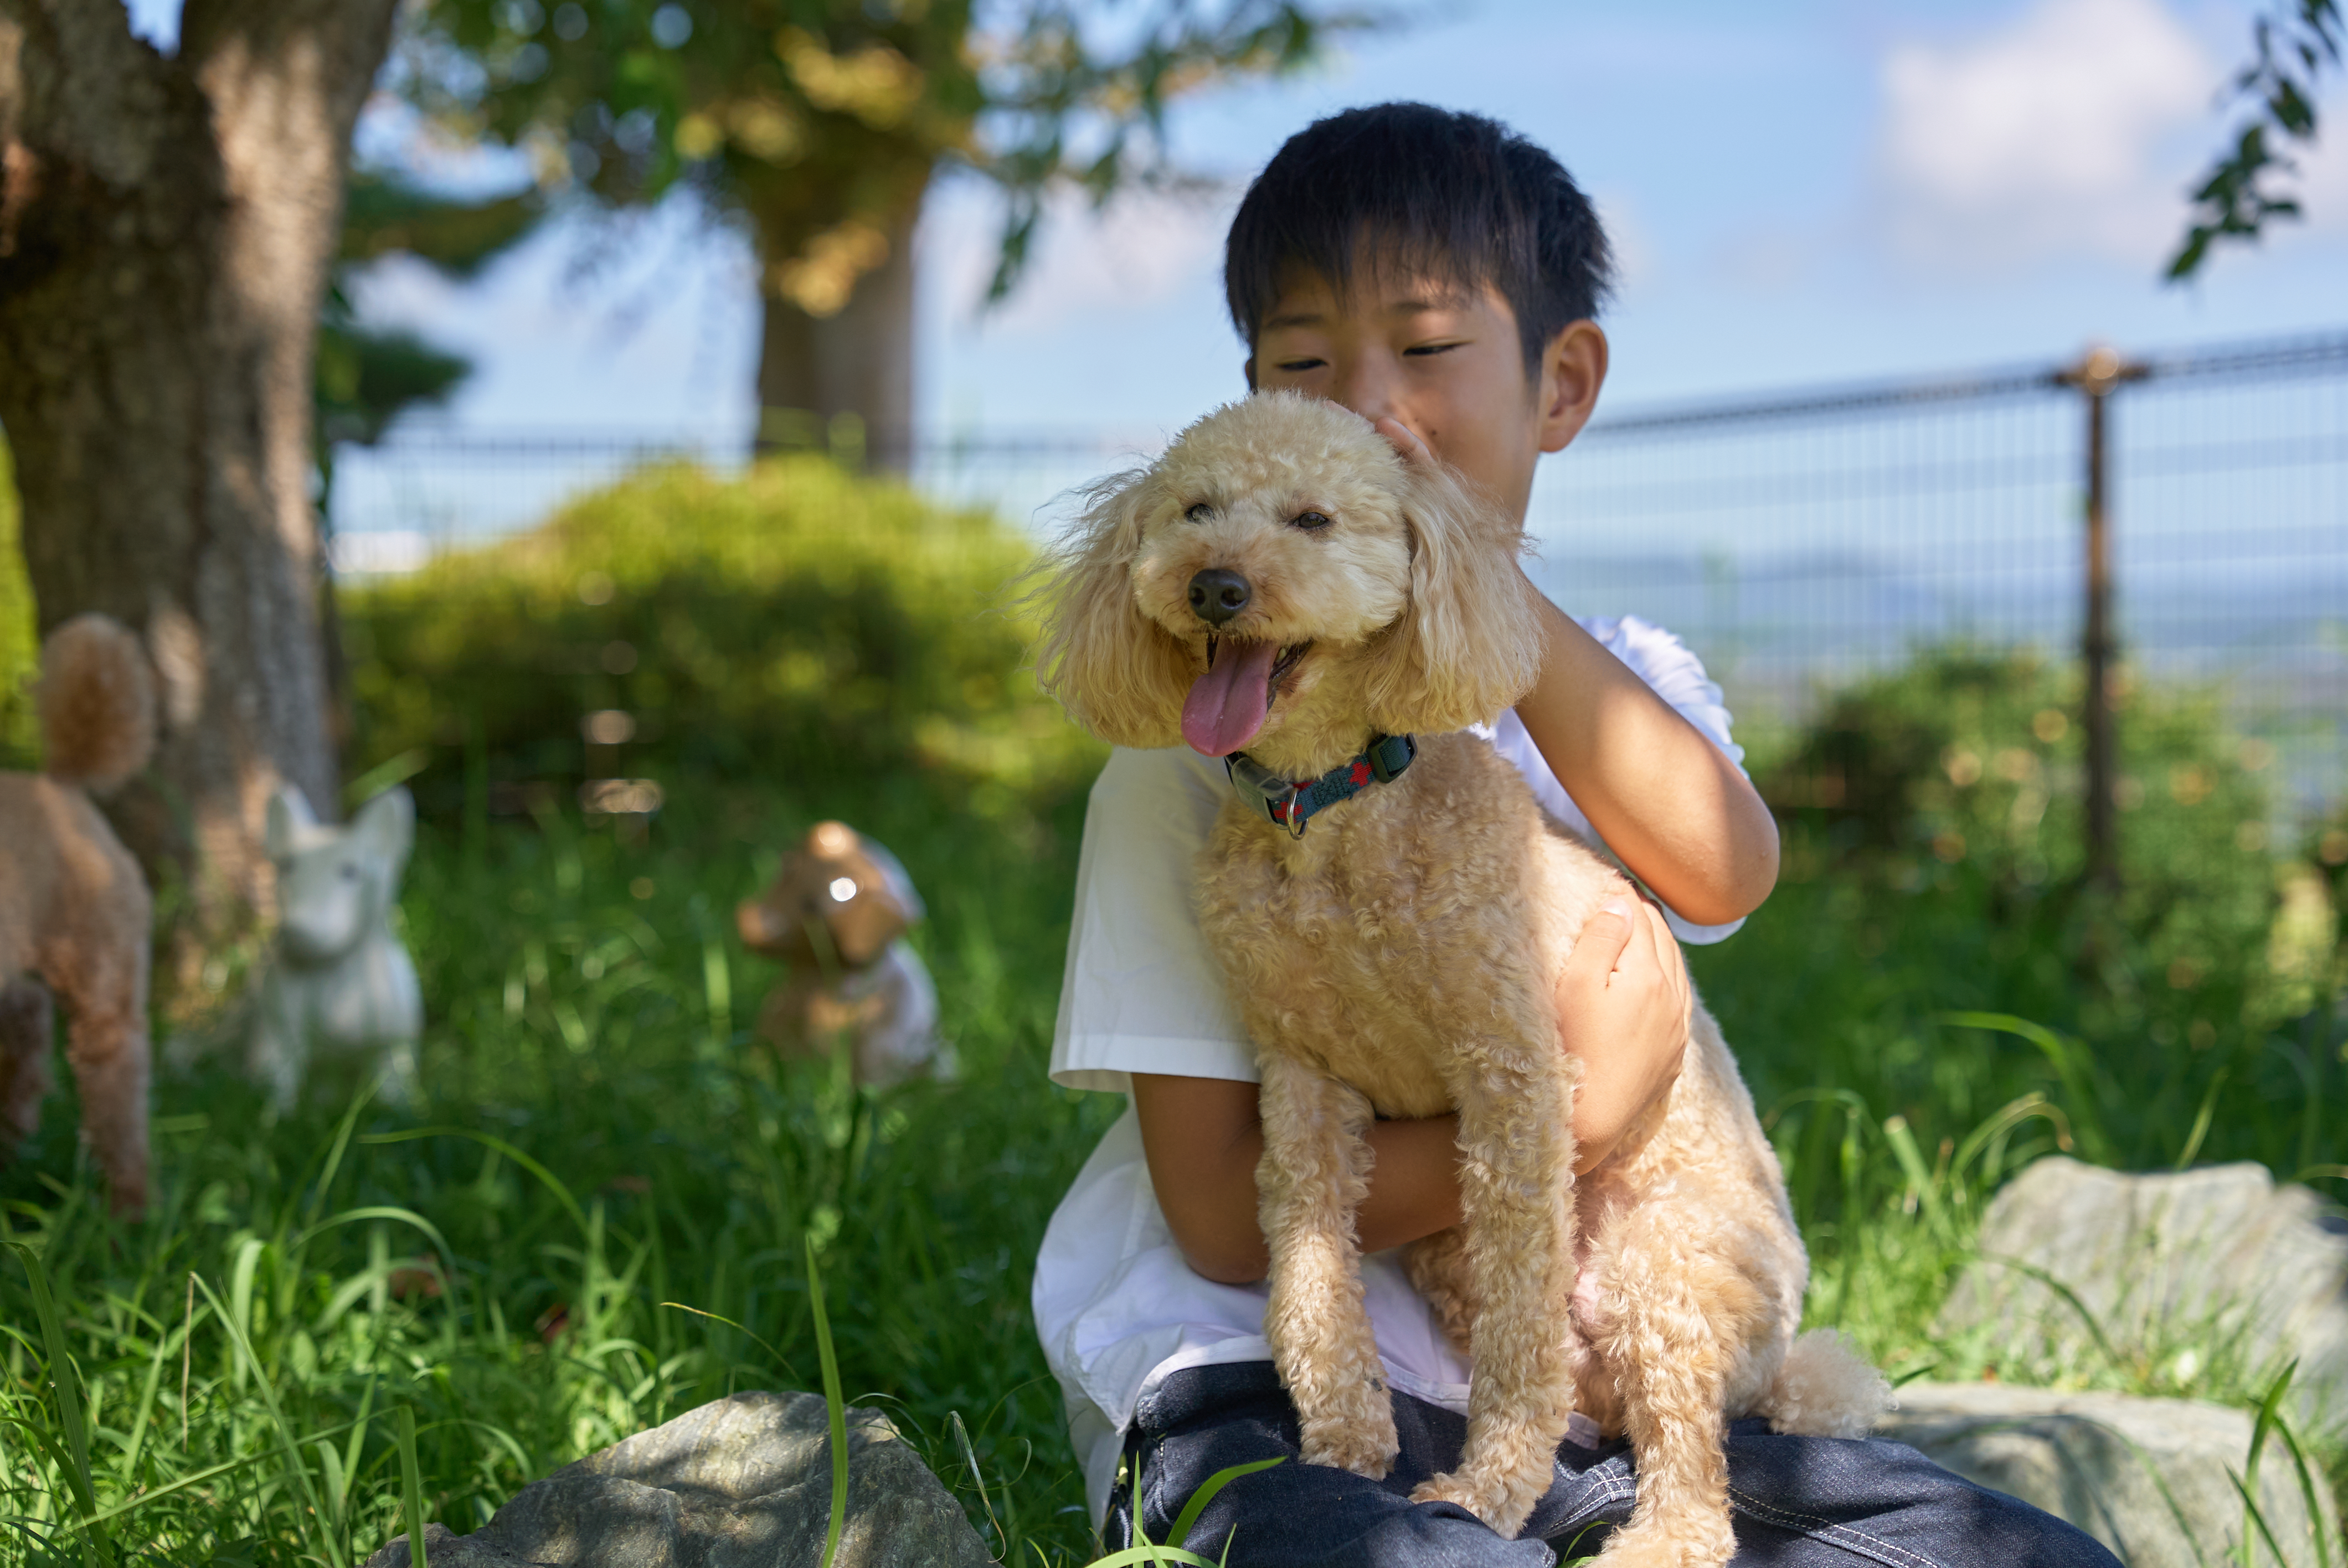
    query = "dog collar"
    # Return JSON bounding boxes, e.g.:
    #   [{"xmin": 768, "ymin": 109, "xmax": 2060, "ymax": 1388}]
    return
[{"xmin": 1225, "ymin": 734, "xmax": 1417, "ymax": 837}]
